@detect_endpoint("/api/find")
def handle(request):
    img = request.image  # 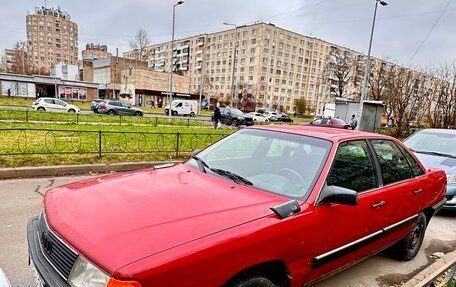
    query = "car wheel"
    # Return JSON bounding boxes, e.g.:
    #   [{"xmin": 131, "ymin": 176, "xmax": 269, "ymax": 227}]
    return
[
  {"xmin": 108, "ymin": 110, "xmax": 116, "ymax": 115},
  {"xmin": 227, "ymin": 276, "xmax": 277, "ymax": 287},
  {"xmin": 134, "ymin": 112, "xmax": 143, "ymax": 117},
  {"xmin": 172, "ymin": 111, "xmax": 178, "ymax": 116},
  {"xmin": 190, "ymin": 112, "xmax": 195, "ymax": 117},
  {"xmin": 68, "ymin": 109, "xmax": 76, "ymax": 113},
  {"xmin": 395, "ymin": 212, "xmax": 427, "ymax": 261},
  {"xmin": 232, "ymin": 119, "xmax": 238, "ymax": 126},
  {"xmin": 37, "ymin": 107, "xmax": 45, "ymax": 111}
]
